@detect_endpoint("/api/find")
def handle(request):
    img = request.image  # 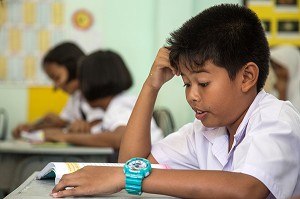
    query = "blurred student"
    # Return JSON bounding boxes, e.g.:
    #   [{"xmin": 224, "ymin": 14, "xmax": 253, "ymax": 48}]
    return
[
  {"xmin": 43, "ymin": 50, "xmax": 163, "ymax": 149},
  {"xmin": 13, "ymin": 42, "xmax": 104, "ymax": 138},
  {"xmin": 51, "ymin": 4, "xmax": 300, "ymax": 199},
  {"xmin": 269, "ymin": 44, "xmax": 300, "ymax": 111}
]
